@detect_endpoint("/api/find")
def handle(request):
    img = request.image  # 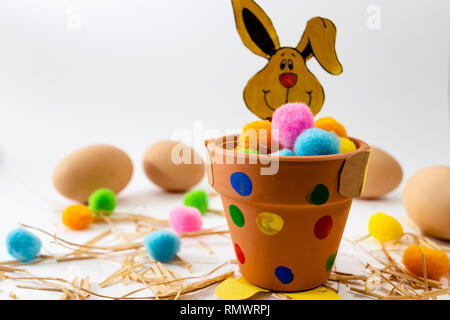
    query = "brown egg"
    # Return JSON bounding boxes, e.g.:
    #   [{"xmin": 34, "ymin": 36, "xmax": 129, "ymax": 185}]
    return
[
  {"xmin": 360, "ymin": 146, "xmax": 403, "ymax": 199},
  {"xmin": 53, "ymin": 145, "xmax": 133, "ymax": 203},
  {"xmin": 403, "ymin": 166, "xmax": 450, "ymax": 240},
  {"xmin": 143, "ymin": 141, "xmax": 205, "ymax": 192}
]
